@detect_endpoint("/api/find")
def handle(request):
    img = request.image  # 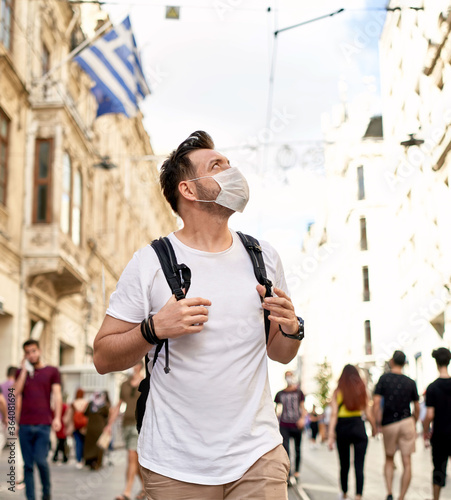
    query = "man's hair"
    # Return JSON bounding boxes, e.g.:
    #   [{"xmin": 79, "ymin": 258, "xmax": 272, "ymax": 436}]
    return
[
  {"xmin": 23, "ymin": 339, "xmax": 39, "ymax": 350},
  {"xmin": 159, "ymin": 131, "xmax": 215, "ymax": 214},
  {"xmin": 6, "ymin": 366, "xmax": 17, "ymax": 378},
  {"xmin": 392, "ymin": 350, "xmax": 406, "ymax": 367},
  {"xmin": 432, "ymin": 347, "xmax": 451, "ymax": 367}
]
